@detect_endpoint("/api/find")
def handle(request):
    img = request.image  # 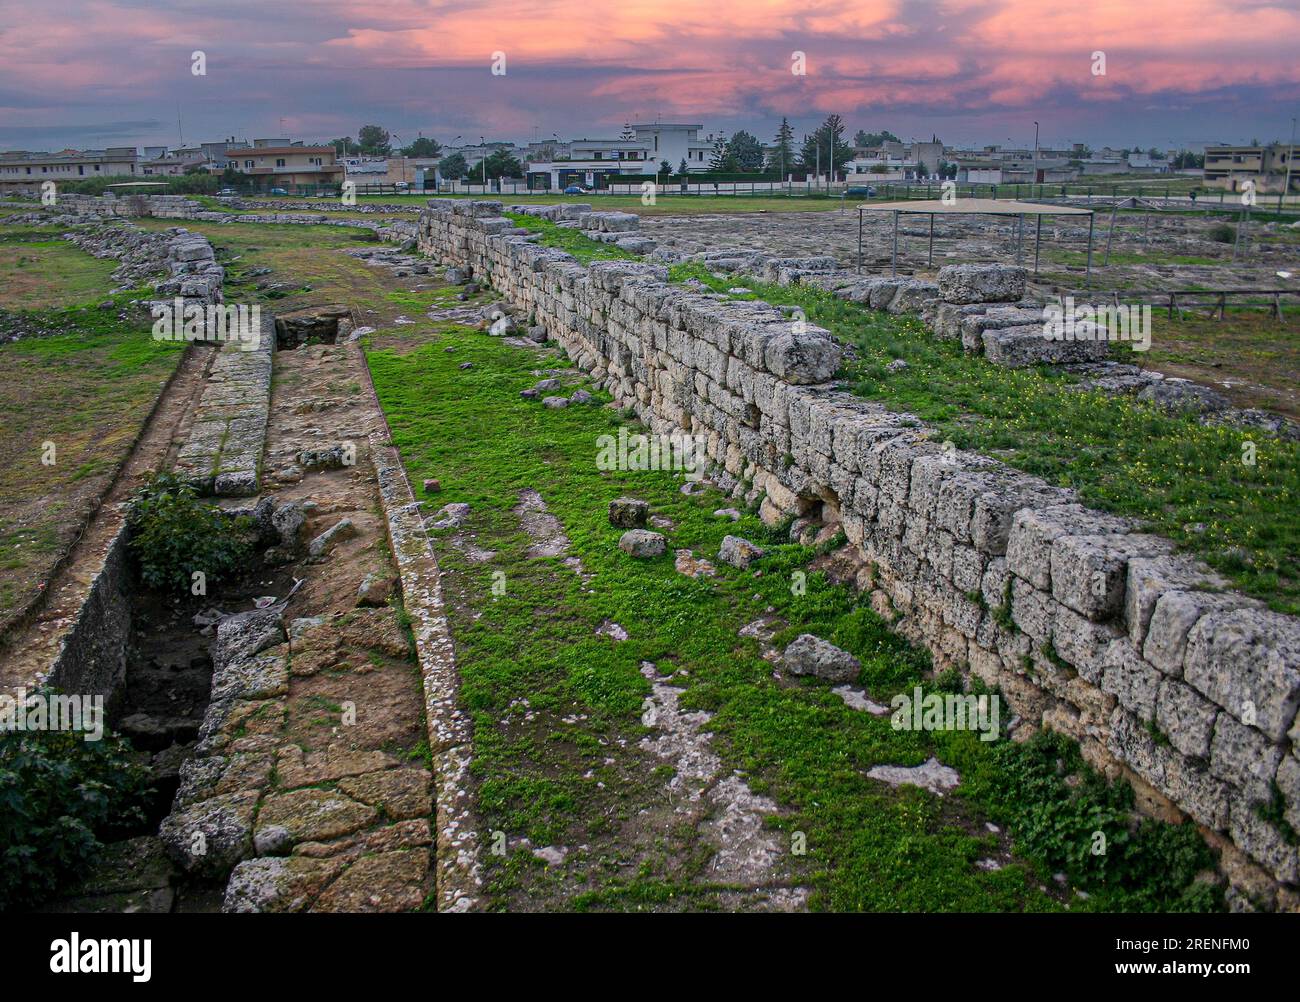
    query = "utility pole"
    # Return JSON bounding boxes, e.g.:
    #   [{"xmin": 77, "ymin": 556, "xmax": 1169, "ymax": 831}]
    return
[
  {"xmin": 828, "ymin": 128, "xmax": 834, "ymax": 194},
  {"xmin": 1280, "ymin": 116, "xmax": 1297, "ymax": 215},
  {"xmin": 1033, "ymin": 121, "xmax": 1039, "ymax": 186},
  {"xmin": 481, "ymin": 135, "xmax": 487, "ymax": 189}
]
